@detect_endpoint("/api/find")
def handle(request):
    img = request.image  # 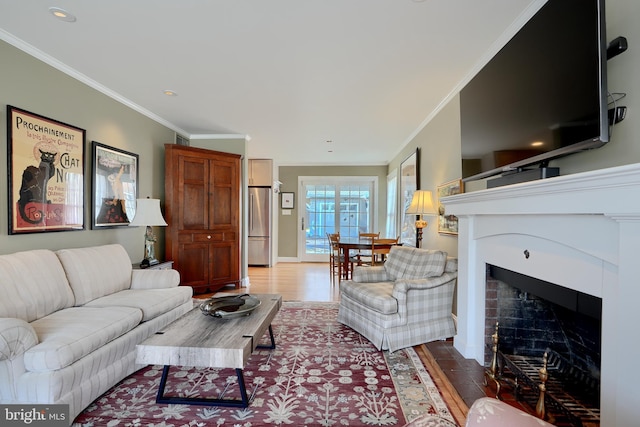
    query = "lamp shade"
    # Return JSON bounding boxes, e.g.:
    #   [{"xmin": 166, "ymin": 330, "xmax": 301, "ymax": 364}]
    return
[
  {"xmin": 129, "ymin": 198, "xmax": 168, "ymax": 226},
  {"xmin": 405, "ymin": 190, "xmax": 436, "ymax": 215}
]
